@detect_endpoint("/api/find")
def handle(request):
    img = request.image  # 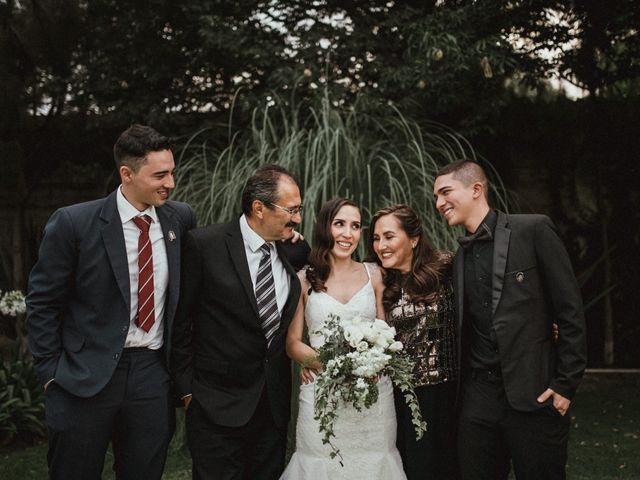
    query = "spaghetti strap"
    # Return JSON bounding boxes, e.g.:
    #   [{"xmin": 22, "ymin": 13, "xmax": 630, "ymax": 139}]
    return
[{"xmin": 363, "ymin": 261, "xmax": 378, "ymax": 281}]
